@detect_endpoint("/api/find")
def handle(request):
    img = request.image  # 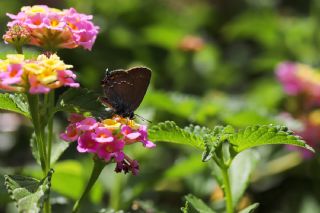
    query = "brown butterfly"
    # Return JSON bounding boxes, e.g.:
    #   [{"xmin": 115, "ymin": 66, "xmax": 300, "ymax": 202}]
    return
[{"xmin": 100, "ymin": 67, "xmax": 151, "ymax": 119}]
